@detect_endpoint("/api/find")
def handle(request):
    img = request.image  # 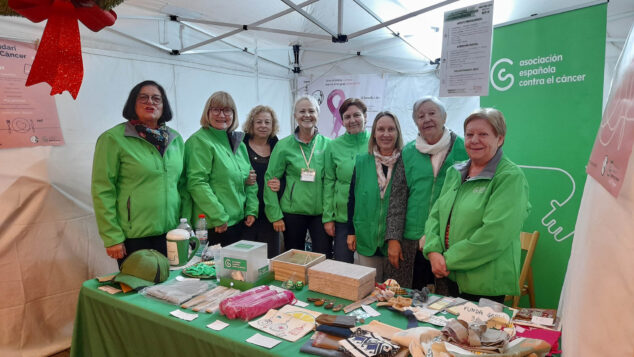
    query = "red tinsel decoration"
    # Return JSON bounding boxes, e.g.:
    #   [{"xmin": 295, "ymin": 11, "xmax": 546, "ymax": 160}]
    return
[{"xmin": 9, "ymin": 0, "xmax": 117, "ymax": 99}]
